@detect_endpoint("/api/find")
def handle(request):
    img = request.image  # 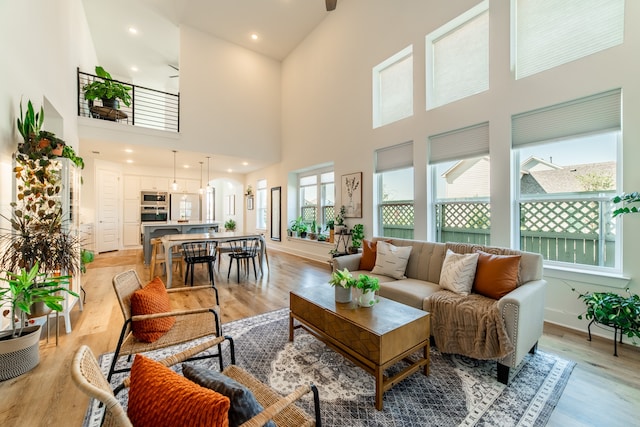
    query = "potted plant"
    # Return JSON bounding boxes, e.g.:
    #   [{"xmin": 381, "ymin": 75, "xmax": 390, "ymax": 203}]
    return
[
  {"xmin": 326, "ymin": 220, "xmax": 335, "ymax": 243},
  {"xmin": 308, "ymin": 220, "xmax": 318, "ymax": 240},
  {"xmin": 334, "ymin": 206, "xmax": 347, "ymax": 234},
  {"xmin": 329, "ymin": 268, "xmax": 354, "ymax": 303},
  {"xmin": 80, "ymin": 249, "xmax": 95, "ymax": 274},
  {"xmin": 353, "ymin": 274, "xmax": 380, "ymax": 307},
  {"xmin": 83, "ymin": 66, "xmax": 132, "ymax": 109},
  {"xmin": 612, "ymin": 192, "xmax": 640, "ymax": 216},
  {"xmin": 0, "ymin": 262, "xmax": 77, "ymax": 380},
  {"xmin": 350, "ymin": 224, "xmax": 364, "ymax": 254},
  {"xmin": 290, "ymin": 216, "xmax": 307, "ymax": 238},
  {"xmin": 224, "ymin": 219, "xmax": 237, "ymax": 231},
  {"xmin": 61, "ymin": 145, "xmax": 85, "ymax": 169},
  {"xmin": 16, "ymin": 99, "xmax": 65, "ymax": 158}
]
